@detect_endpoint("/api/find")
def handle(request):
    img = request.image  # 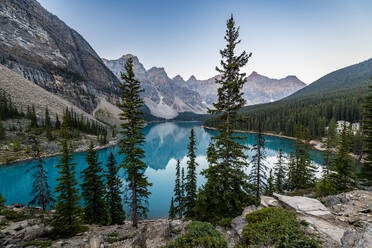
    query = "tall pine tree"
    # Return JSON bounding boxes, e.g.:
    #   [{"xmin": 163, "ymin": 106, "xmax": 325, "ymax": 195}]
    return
[
  {"xmin": 194, "ymin": 15, "xmax": 255, "ymax": 223},
  {"xmin": 184, "ymin": 129, "xmax": 198, "ymax": 218},
  {"xmin": 51, "ymin": 140, "xmax": 82, "ymax": 237},
  {"xmin": 250, "ymin": 124, "xmax": 267, "ymax": 198},
  {"xmin": 81, "ymin": 142, "xmax": 109, "ymax": 225},
  {"xmin": 118, "ymin": 57, "xmax": 152, "ymax": 228},
  {"xmin": 361, "ymin": 83, "xmax": 372, "ymax": 186},
  {"xmin": 173, "ymin": 160, "xmax": 183, "ymax": 219},
  {"xmin": 331, "ymin": 122, "xmax": 355, "ymax": 191},
  {"xmin": 168, "ymin": 197, "xmax": 176, "ymax": 220},
  {"xmin": 274, "ymin": 147, "xmax": 287, "ymax": 194},
  {"xmin": 26, "ymin": 135, "xmax": 54, "ymax": 211},
  {"xmin": 105, "ymin": 152, "xmax": 126, "ymax": 224}
]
